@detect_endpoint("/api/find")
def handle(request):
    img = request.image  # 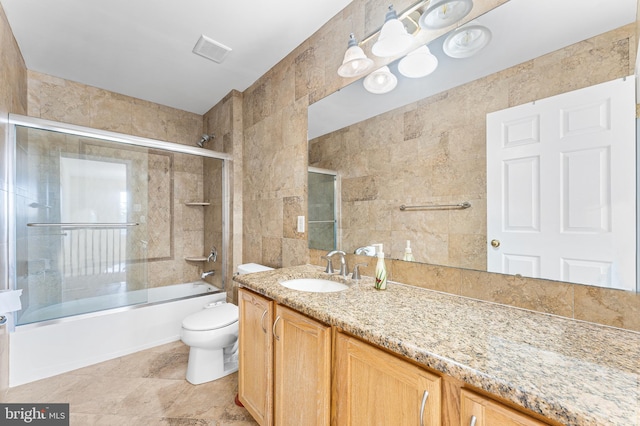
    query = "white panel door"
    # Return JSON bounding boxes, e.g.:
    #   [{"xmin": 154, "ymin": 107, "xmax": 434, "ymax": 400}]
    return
[{"xmin": 487, "ymin": 77, "xmax": 636, "ymax": 291}]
